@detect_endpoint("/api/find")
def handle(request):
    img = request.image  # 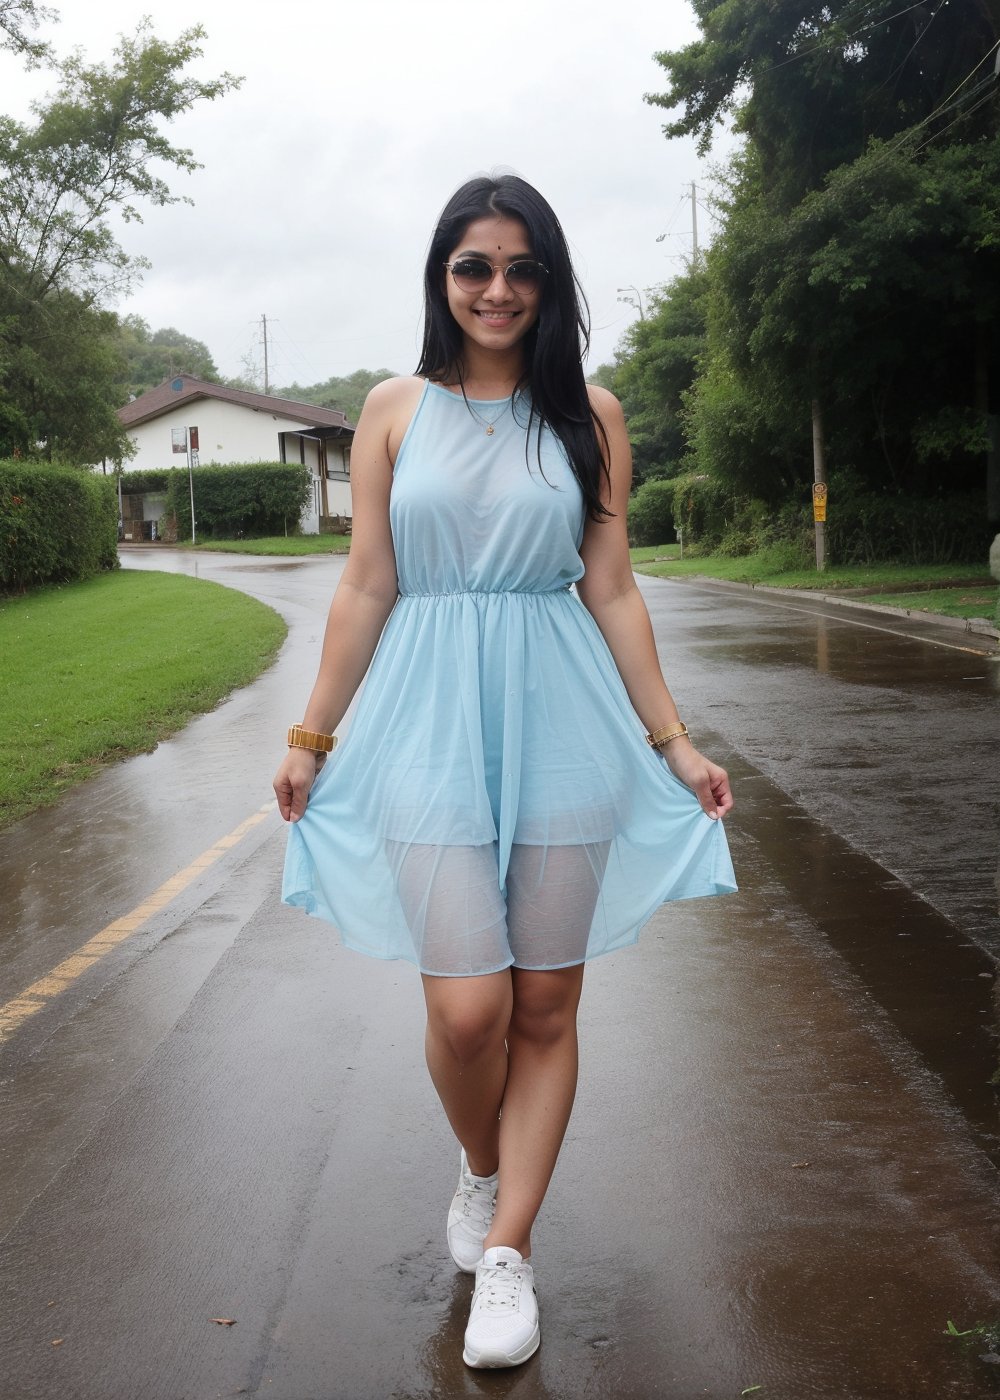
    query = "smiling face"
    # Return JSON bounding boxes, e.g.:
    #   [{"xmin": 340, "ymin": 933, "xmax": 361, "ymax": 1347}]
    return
[{"xmin": 444, "ymin": 214, "xmax": 542, "ymax": 355}]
